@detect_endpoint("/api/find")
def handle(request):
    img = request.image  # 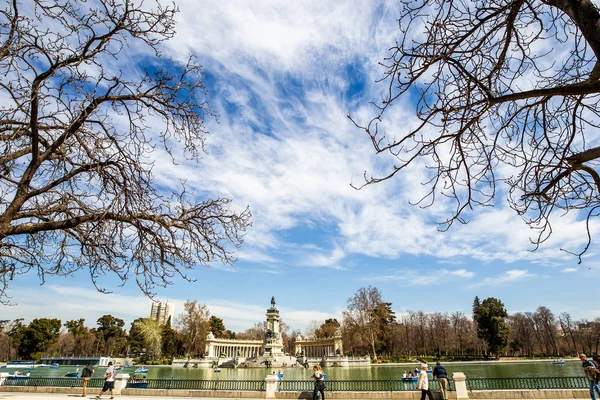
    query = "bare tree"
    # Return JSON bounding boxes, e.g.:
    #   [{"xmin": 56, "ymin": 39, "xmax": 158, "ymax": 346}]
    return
[
  {"xmin": 236, "ymin": 322, "xmax": 265, "ymax": 341},
  {"xmin": 350, "ymin": 0, "xmax": 600, "ymax": 259},
  {"xmin": 177, "ymin": 300, "xmax": 210, "ymax": 357},
  {"xmin": 344, "ymin": 286, "xmax": 384, "ymax": 360},
  {"xmin": 558, "ymin": 312, "xmax": 578, "ymax": 355},
  {"xmin": 0, "ymin": 0, "xmax": 251, "ymax": 301}
]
